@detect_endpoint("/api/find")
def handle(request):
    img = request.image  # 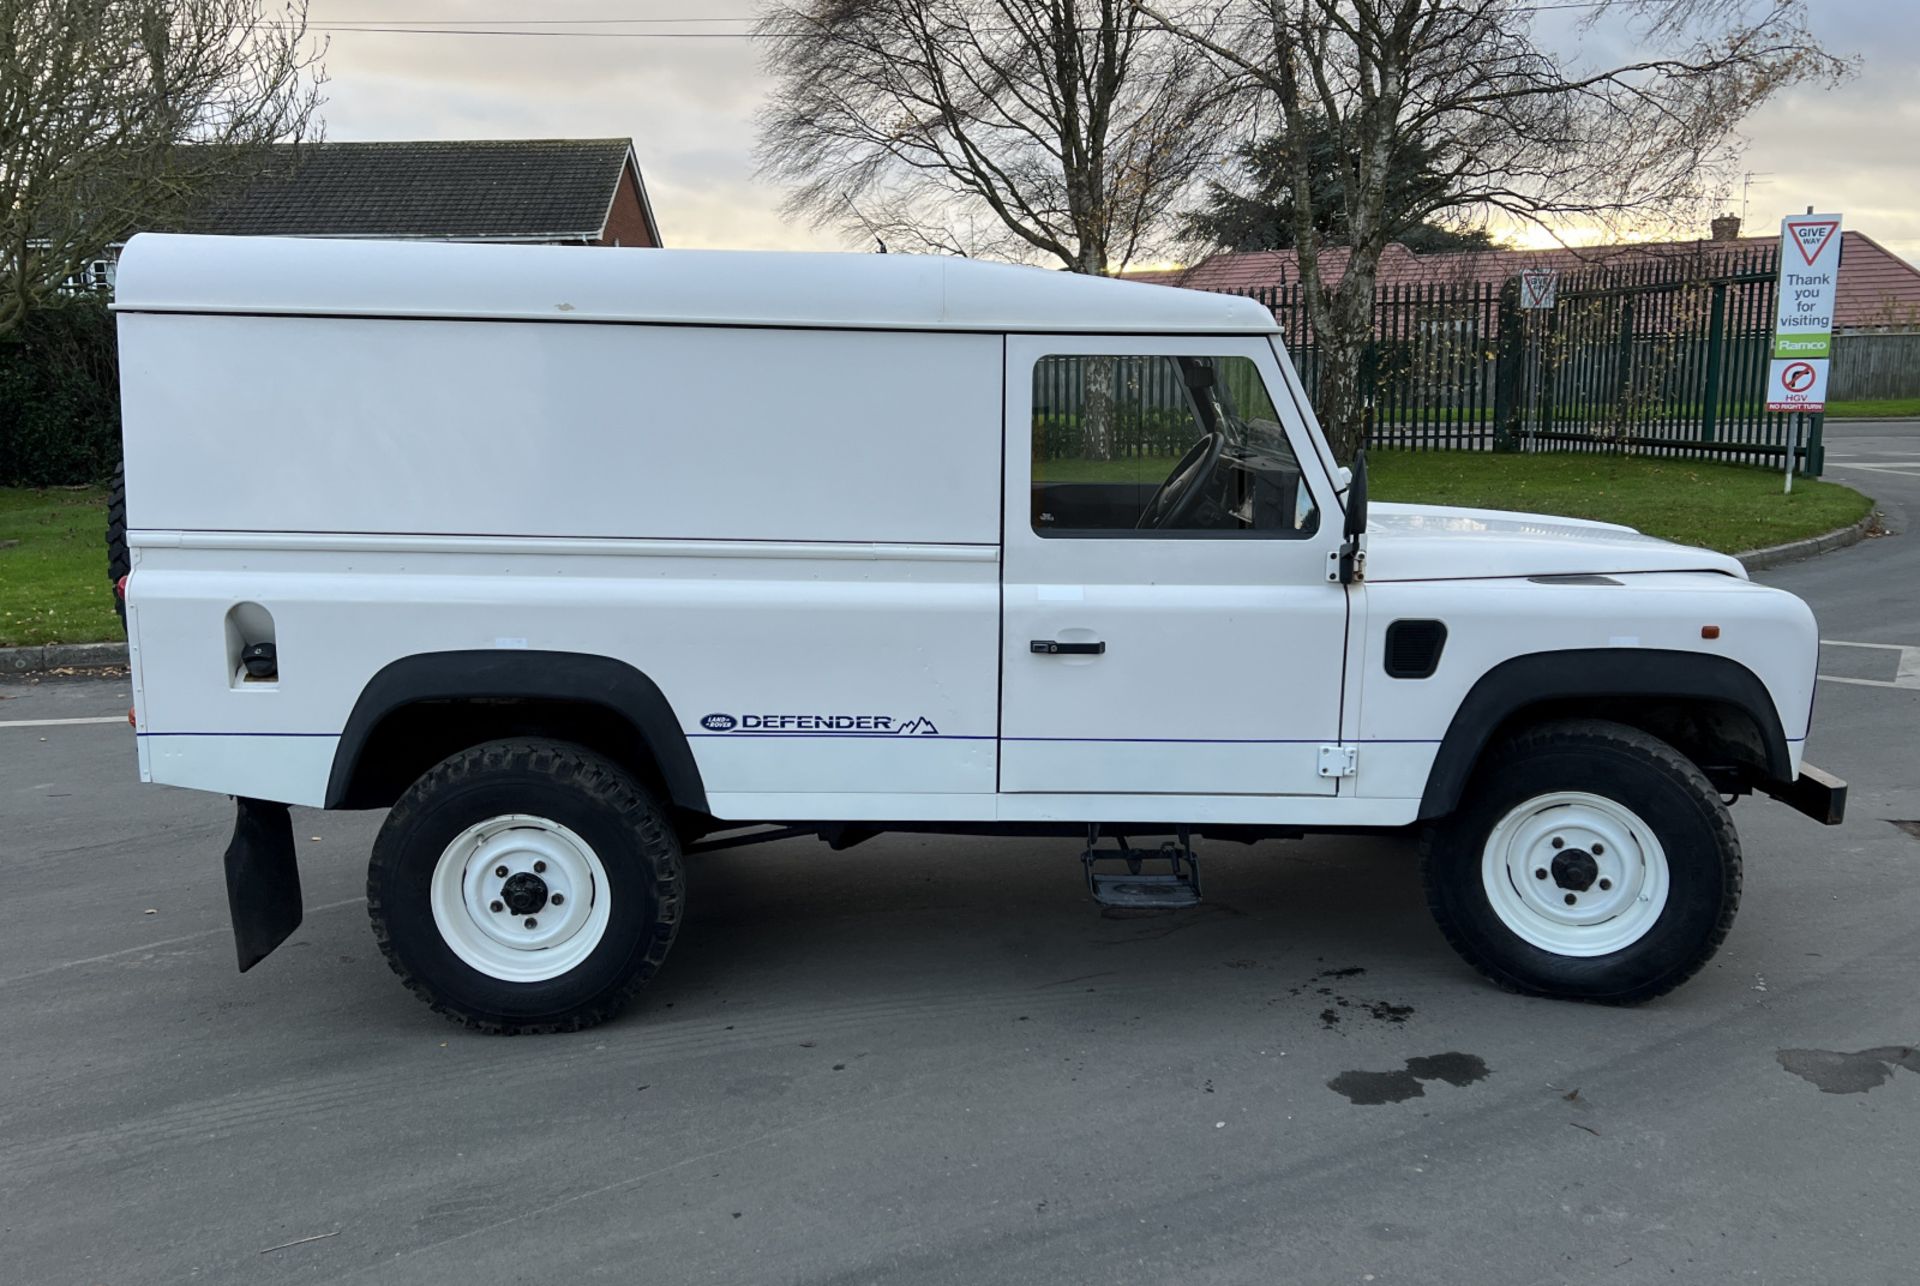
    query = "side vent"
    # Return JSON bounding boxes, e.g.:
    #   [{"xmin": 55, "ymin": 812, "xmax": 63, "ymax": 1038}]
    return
[{"xmin": 1384, "ymin": 619, "xmax": 1447, "ymax": 679}]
